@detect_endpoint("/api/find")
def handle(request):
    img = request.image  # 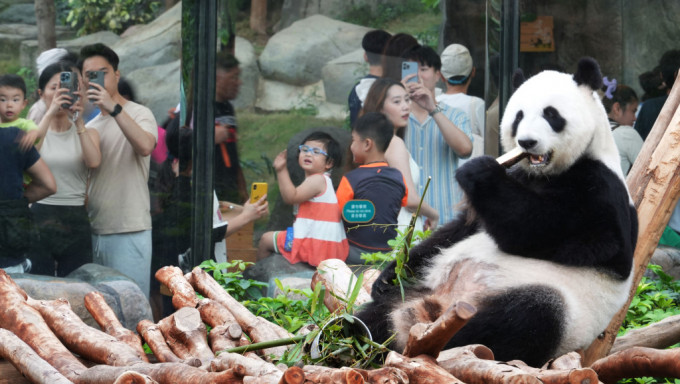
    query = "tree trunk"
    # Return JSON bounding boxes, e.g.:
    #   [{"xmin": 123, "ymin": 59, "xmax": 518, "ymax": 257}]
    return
[
  {"xmin": 583, "ymin": 76, "xmax": 680, "ymax": 365},
  {"xmin": 384, "ymin": 352, "xmax": 466, "ymax": 384},
  {"xmin": 34, "ymin": 0, "xmax": 56, "ymax": 53},
  {"xmin": 157, "ymin": 307, "xmax": 215, "ymax": 365},
  {"xmin": 155, "ymin": 266, "xmax": 199, "ymax": 310},
  {"xmin": 136, "ymin": 320, "xmax": 184, "ymax": 364},
  {"xmin": 249, "ymin": 0, "xmax": 267, "ymax": 35},
  {"xmin": 312, "ymin": 259, "xmax": 372, "ymax": 313}
]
